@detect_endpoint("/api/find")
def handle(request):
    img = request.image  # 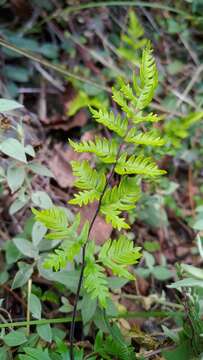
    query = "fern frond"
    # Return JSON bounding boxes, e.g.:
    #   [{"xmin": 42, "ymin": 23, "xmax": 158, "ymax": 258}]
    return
[
  {"xmin": 69, "ymin": 160, "xmax": 106, "ymax": 206},
  {"xmin": 70, "ymin": 160, "xmax": 106, "ymax": 191},
  {"xmin": 100, "ymin": 177, "xmax": 140, "ymax": 230},
  {"xmin": 101, "ymin": 177, "xmax": 140, "ymax": 212},
  {"xmin": 99, "ymin": 236, "xmax": 141, "ymax": 280},
  {"xmin": 135, "ymin": 42, "xmax": 158, "ymax": 110},
  {"xmin": 84, "ymin": 261, "xmax": 109, "ymax": 308},
  {"xmin": 69, "ymin": 137, "xmax": 118, "ymax": 163},
  {"xmin": 125, "ymin": 128, "xmax": 165, "ymax": 146},
  {"xmin": 111, "ymin": 87, "xmax": 134, "ymax": 118},
  {"xmin": 115, "ymin": 153, "xmax": 166, "ymax": 177},
  {"xmin": 90, "ymin": 107, "xmax": 128, "ymax": 137},
  {"xmin": 132, "ymin": 112, "xmax": 162, "ymax": 124},
  {"xmin": 32, "ymin": 207, "xmax": 71, "ymax": 240},
  {"xmin": 69, "ymin": 189, "xmax": 100, "ymax": 206},
  {"xmin": 44, "ymin": 221, "xmax": 89, "ymax": 270},
  {"xmin": 101, "ymin": 208, "xmax": 130, "ymax": 230}
]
